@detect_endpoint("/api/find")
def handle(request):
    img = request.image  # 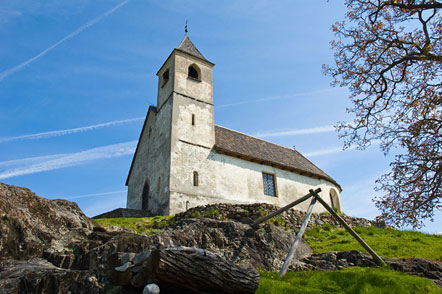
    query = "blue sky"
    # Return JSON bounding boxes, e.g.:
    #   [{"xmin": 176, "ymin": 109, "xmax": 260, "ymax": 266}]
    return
[{"xmin": 1, "ymin": 0, "xmax": 440, "ymax": 233}]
